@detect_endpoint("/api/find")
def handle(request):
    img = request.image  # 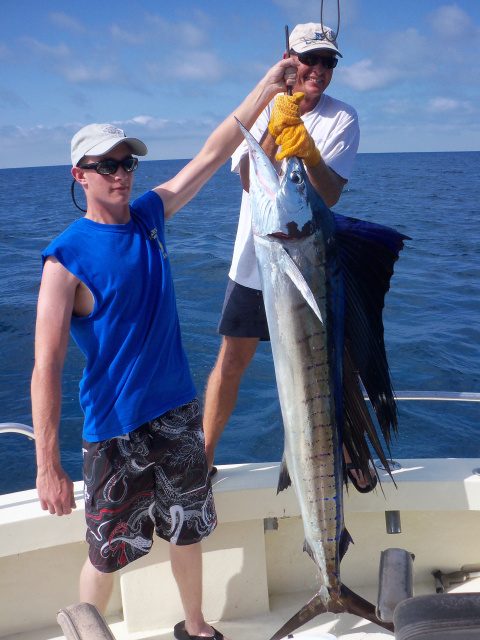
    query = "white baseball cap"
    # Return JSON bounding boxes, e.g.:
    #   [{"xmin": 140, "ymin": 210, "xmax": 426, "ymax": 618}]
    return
[
  {"xmin": 289, "ymin": 23, "xmax": 342, "ymax": 58},
  {"xmin": 71, "ymin": 123, "xmax": 148, "ymax": 166}
]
